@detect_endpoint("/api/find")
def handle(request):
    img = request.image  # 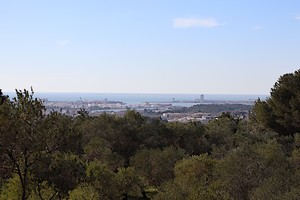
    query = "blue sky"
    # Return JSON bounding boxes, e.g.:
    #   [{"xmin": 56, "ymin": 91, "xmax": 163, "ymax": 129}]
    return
[{"xmin": 1, "ymin": 0, "xmax": 299, "ymax": 94}]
